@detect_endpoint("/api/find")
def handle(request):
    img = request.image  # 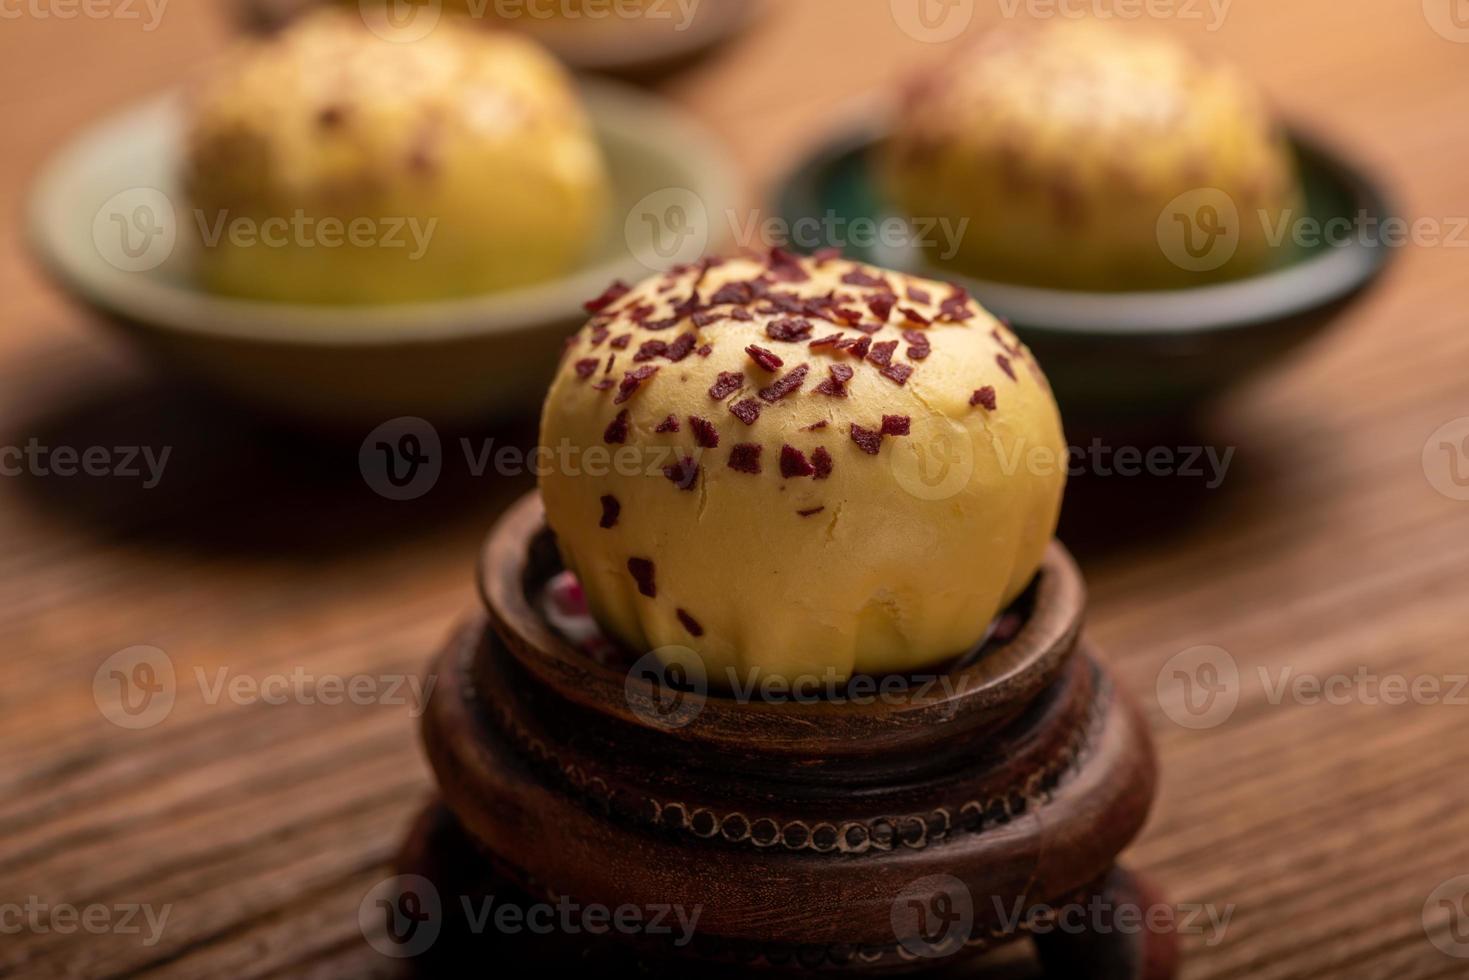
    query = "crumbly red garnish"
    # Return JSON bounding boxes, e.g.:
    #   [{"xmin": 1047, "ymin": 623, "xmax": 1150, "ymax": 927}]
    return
[
  {"xmin": 767, "ymin": 318, "xmax": 814, "ymax": 342},
  {"xmin": 996, "ymin": 354, "xmax": 1017, "ymax": 381},
  {"xmin": 900, "ymin": 307, "xmax": 931, "ymax": 326},
  {"xmin": 730, "ymin": 398, "xmax": 762, "ymax": 425},
  {"xmin": 585, "ymin": 280, "xmax": 631, "ymax": 313},
  {"xmin": 696, "ymin": 344, "xmax": 713, "ymax": 357},
  {"xmin": 768, "ymin": 247, "xmax": 811, "ymax": 283},
  {"xmin": 634, "ymin": 340, "xmax": 668, "ymax": 362},
  {"xmin": 867, "ymin": 340, "xmax": 898, "ymax": 367},
  {"xmin": 574, "ymin": 358, "xmax": 599, "ymax": 380},
  {"xmin": 610, "ymin": 334, "xmax": 632, "ymax": 349},
  {"xmin": 712, "ymin": 280, "xmax": 757, "ymax": 306},
  {"xmin": 881, "ymin": 415, "xmax": 912, "ymax": 436},
  {"xmin": 809, "ymin": 333, "xmax": 844, "ymax": 350},
  {"xmin": 813, "ymin": 246, "xmax": 842, "ymax": 265},
  {"xmin": 667, "ymin": 333, "xmax": 698, "ymax": 362},
  {"xmin": 604, "ymin": 410, "xmax": 630, "ymax": 444},
  {"xmin": 746, "ymin": 344, "xmax": 784, "ymax": 372},
  {"xmin": 842, "ymin": 336, "xmax": 872, "ymax": 360},
  {"xmin": 841, "ymin": 269, "xmax": 888, "ymax": 289},
  {"xmin": 708, "ymin": 371, "xmax": 745, "ymax": 400},
  {"xmin": 780, "ymin": 445, "xmax": 816, "ymax": 478},
  {"xmin": 991, "ymin": 327, "xmax": 1024, "ymax": 357},
  {"xmin": 615, "ymin": 365, "xmax": 659, "ymax": 404},
  {"xmin": 903, "ymin": 330, "xmax": 932, "ymax": 360},
  {"xmin": 731, "ymin": 308, "xmax": 754, "ymax": 321},
  {"xmin": 656, "ymin": 415, "xmax": 681, "ymax": 433},
  {"xmin": 728, "ymin": 443, "xmax": 763, "ymax": 474},
  {"xmin": 758, "ymin": 364, "xmax": 810, "ymax": 403},
  {"xmin": 940, "ymin": 287, "xmax": 975, "ymax": 322},
  {"xmin": 797, "ymin": 506, "xmax": 826, "ymax": 517},
  {"xmin": 664, "ymin": 456, "xmax": 700, "ymax": 491},
  {"xmin": 604, "ymin": 354, "xmax": 615, "ymax": 374},
  {"xmin": 804, "ymin": 420, "xmax": 830, "ymax": 431},
  {"xmin": 676, "ymin": 608, "xmax": 705, "ymax": 637},
  {"xmin": 850, "ymin": 424, "xmax": 883, "ymax": 455},
  {"xmin": 599, "ymin": 495, "xmax": 621, "ymax": 529},
  {"xmin": 589, "ymin": 325, "xmax": 610, "ymax": 347},
  {"xmin": 627, "ymin": 558, "xmax": 656, "ymax": 598},
  {"xmin": 591, "ymin": 379, "xmax": 614, "ymax": 391},
  {"xmin": 692, "ymin": 311, "xmax": 724, "ymax": 328},
  {"xmin": 812, "ymin": 447, "xmax": 833, "ymax": 479},
  {"xmin": 881, "ymin": 363, "xmax": 914, "ymax": 386},
  {"xmin": 814, "ymin": 363, "xmax": 854, "ymax": 397},
  {"xmin": 868, "ymin": 295, "xmax": 895, "ymax": 322},
  {"xmin": 971, "ymin": 386, "xmax": 998, "ymax": 410},
  {"xmin": 907, "ymin": 286, "xmax": 932, "ymax": 304},
  {"xmin": 833, "ymin": 307, "xmax": 865, "ymax": 327},
  {"xmin": 689, "ymin": 416, "xmax": 720, "ymax": 448},
  {"xmin": 628, "ymin": 304, "xmax": 656, "ymax": 324}
]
